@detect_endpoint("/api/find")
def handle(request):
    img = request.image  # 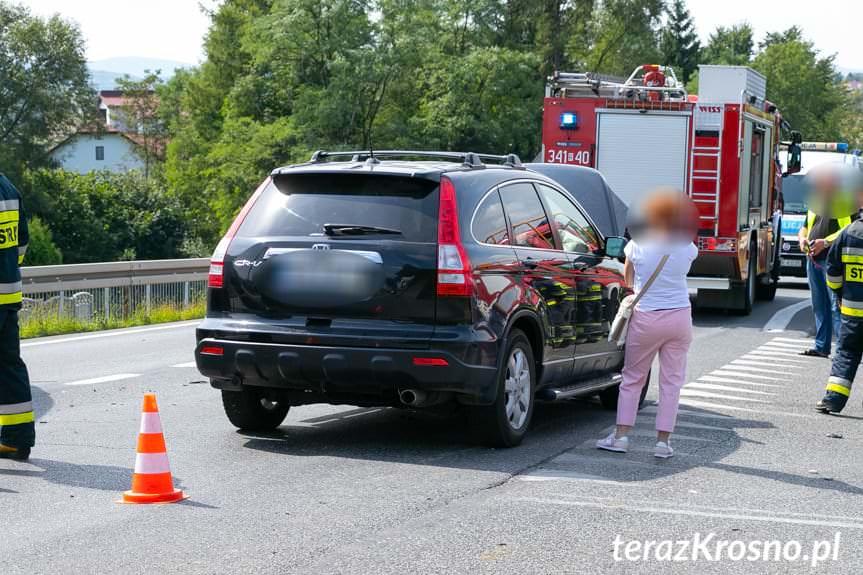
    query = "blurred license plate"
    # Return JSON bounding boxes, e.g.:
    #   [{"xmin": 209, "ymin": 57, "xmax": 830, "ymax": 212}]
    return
[{"xmin": 781, "ymin": 258, "xmax": 802, "ymax": 268}]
